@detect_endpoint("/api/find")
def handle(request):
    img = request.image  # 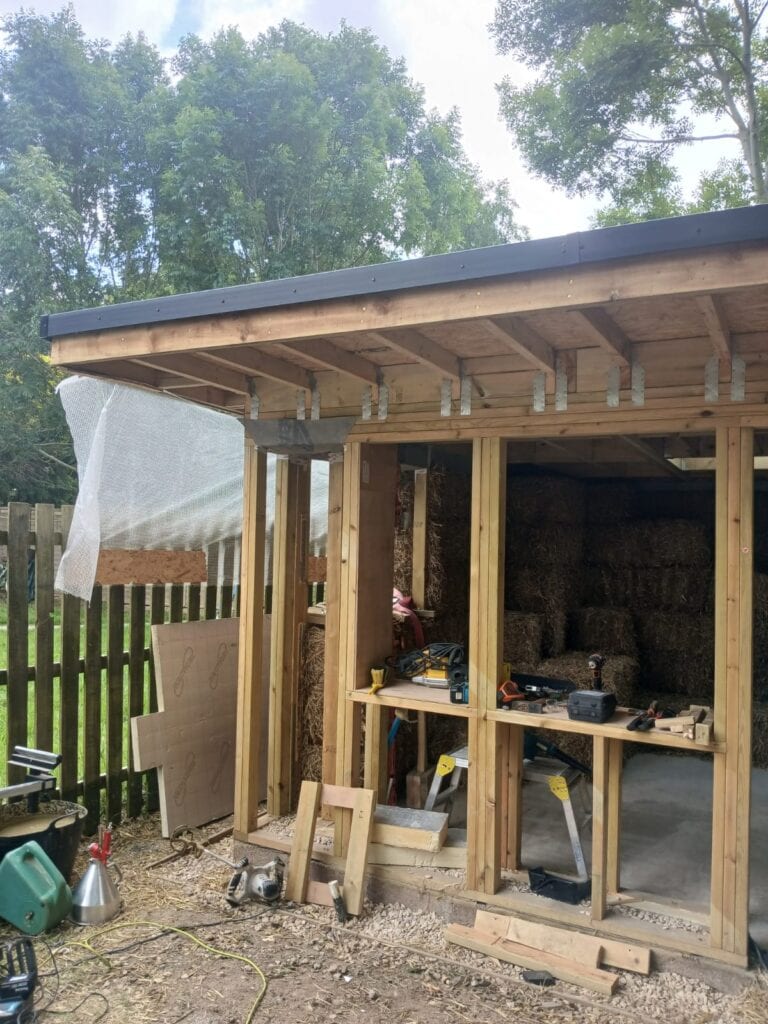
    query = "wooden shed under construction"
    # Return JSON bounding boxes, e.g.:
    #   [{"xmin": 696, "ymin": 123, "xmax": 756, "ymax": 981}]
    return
[{"xmin": 46, "ymin": 205, "xmax": 768, "ymax": 967}]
